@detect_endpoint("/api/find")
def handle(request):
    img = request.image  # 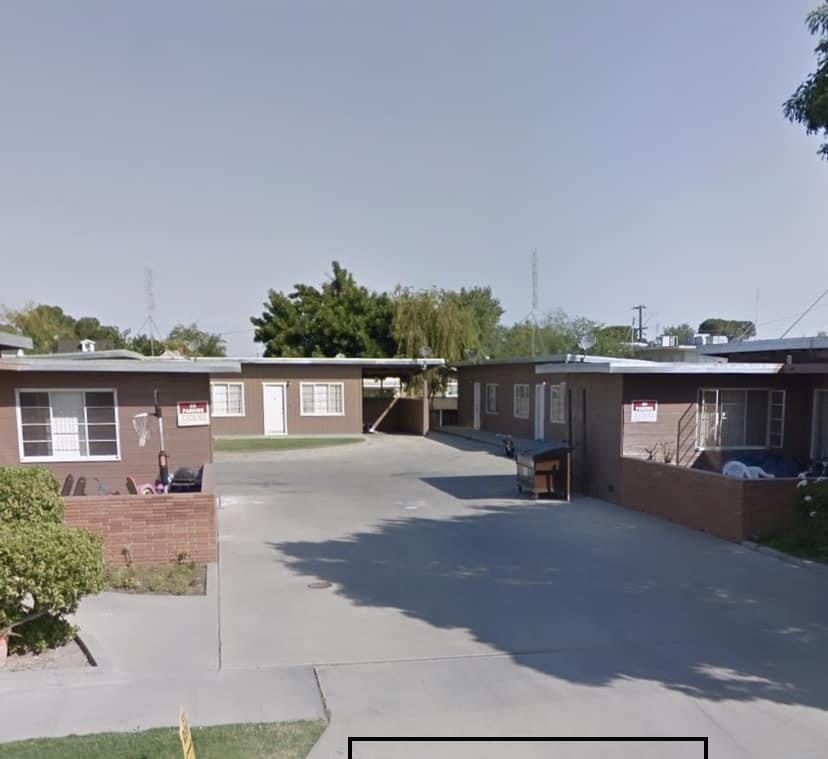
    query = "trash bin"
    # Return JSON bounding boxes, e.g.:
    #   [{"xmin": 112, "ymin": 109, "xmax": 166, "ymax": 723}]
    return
[{"xmin": 515, "ymin": 442, "xmax": 572, "ymax": 501}]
